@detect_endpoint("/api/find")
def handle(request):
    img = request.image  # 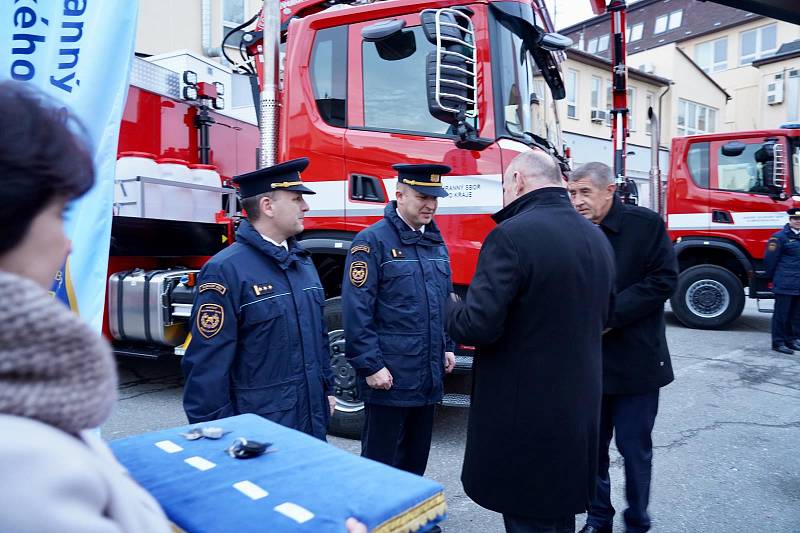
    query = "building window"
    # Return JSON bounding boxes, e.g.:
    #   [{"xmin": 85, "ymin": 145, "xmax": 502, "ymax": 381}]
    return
[
  {"xmin": 310, "ymin": 26, "xmax": 348, "ymax": 128},
  {"xmin": 677, "ymin": 98, "xmax": 717, "ymax": 136},
  {"xmin": 788, "ymin": 69, "xmax": 800, "ymax": 122},
  {"xmin": 654, "ymin": 10, "xmax": 682, "ymax": 34},
  {"xmin": 627, "ymin": 23, "xmax": 644, "ymax": 42},
  {"xmin": 627, "ymin": 87, "xmax": 636, "ymax": 130},
  {"xmin": 598, "ymin": 34, "xmax": 609, "ymax": 53},
  {"xmin": 645, "ymin": 90, "xmax": 655, "ymax": 135},
  {"xmin": 694, "ymin": 37, "xmax": 728, "ymax": 73},
  {"xmin": 587, "ymin": 38, "xmax": 598, "ymax": 54},
  {"xmin": 222, "ymin": 0, "xmax": 246, "ymax": 35},
  {"xmin": 566, "ymin": 69, "xmax": 578, "ymax": 119},
  {"xmin": 591, "ymin": 76, "xmax": 601, "ymax": 109},
  {"xmin": 605, "ymin": 80, "xmax": 613, "ymax": 126},
  {"xmin": 739, "ymin": 24, "xmax": 777, "ymax": 66}
]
